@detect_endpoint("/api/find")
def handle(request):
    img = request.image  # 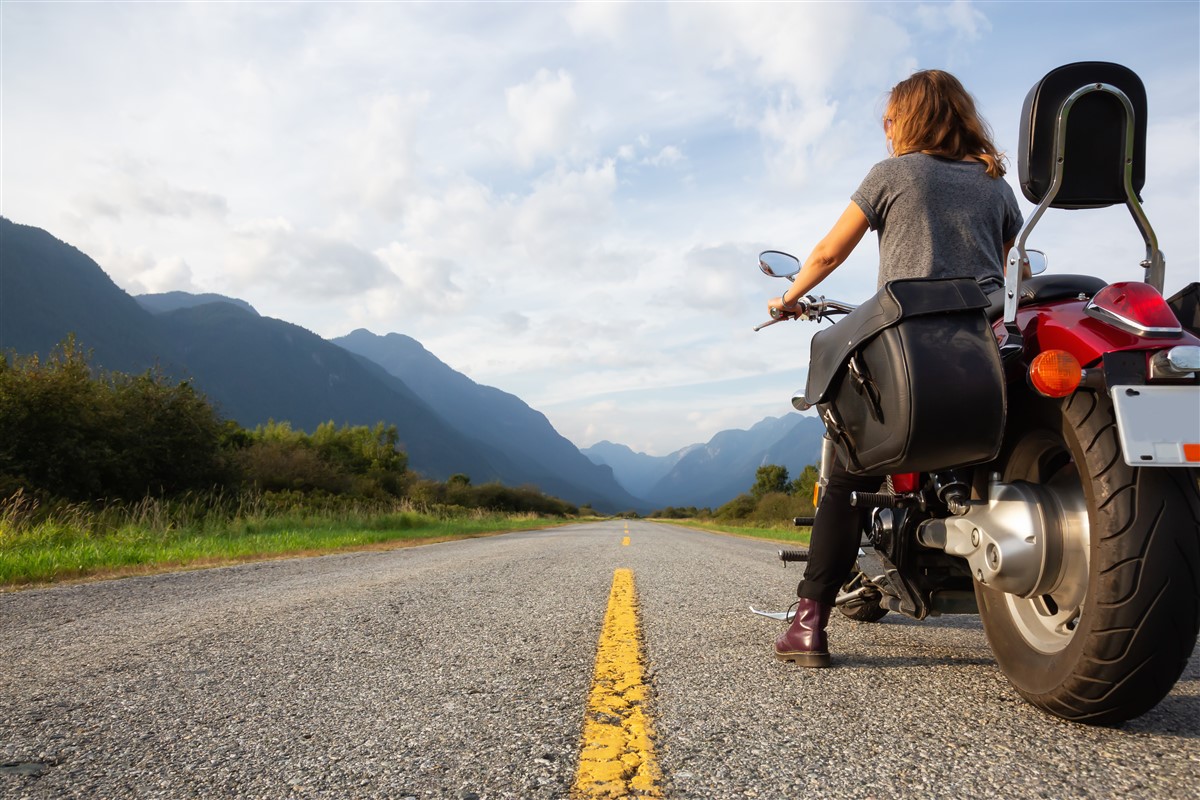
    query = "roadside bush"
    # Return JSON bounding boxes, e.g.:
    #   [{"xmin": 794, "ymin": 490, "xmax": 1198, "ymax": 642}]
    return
[
  {"xmin": 0, "ymin": 338, "xmax": 580, "ymax": 522},
  {"xmin": 752, "ymin": 491, "xmax": 816, "ymax": 524},
  {"xmin": 237, "ymin": 438, "xmax": 353, "ymax": 495},
  {"xmin": 405, "ymin": 478, "xmax": 577, "ymax": 517},
  {"xmin": 239, "ymin": 421, "xmax": 410, "ymax": 499},
  {"xmin": 649, "ymin": 506, "xmax": 707, "ymax": 519},
  {"xmin": 0, "ymin": 338, "xmax": 231, "ymax": 502},
  {"xmin": 710, "ymin": 464, "xmax": 818, "ymax": 525},
  {"xmin": 715, "ymin": 493, "xmax": 756, "ymax": 520}
]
